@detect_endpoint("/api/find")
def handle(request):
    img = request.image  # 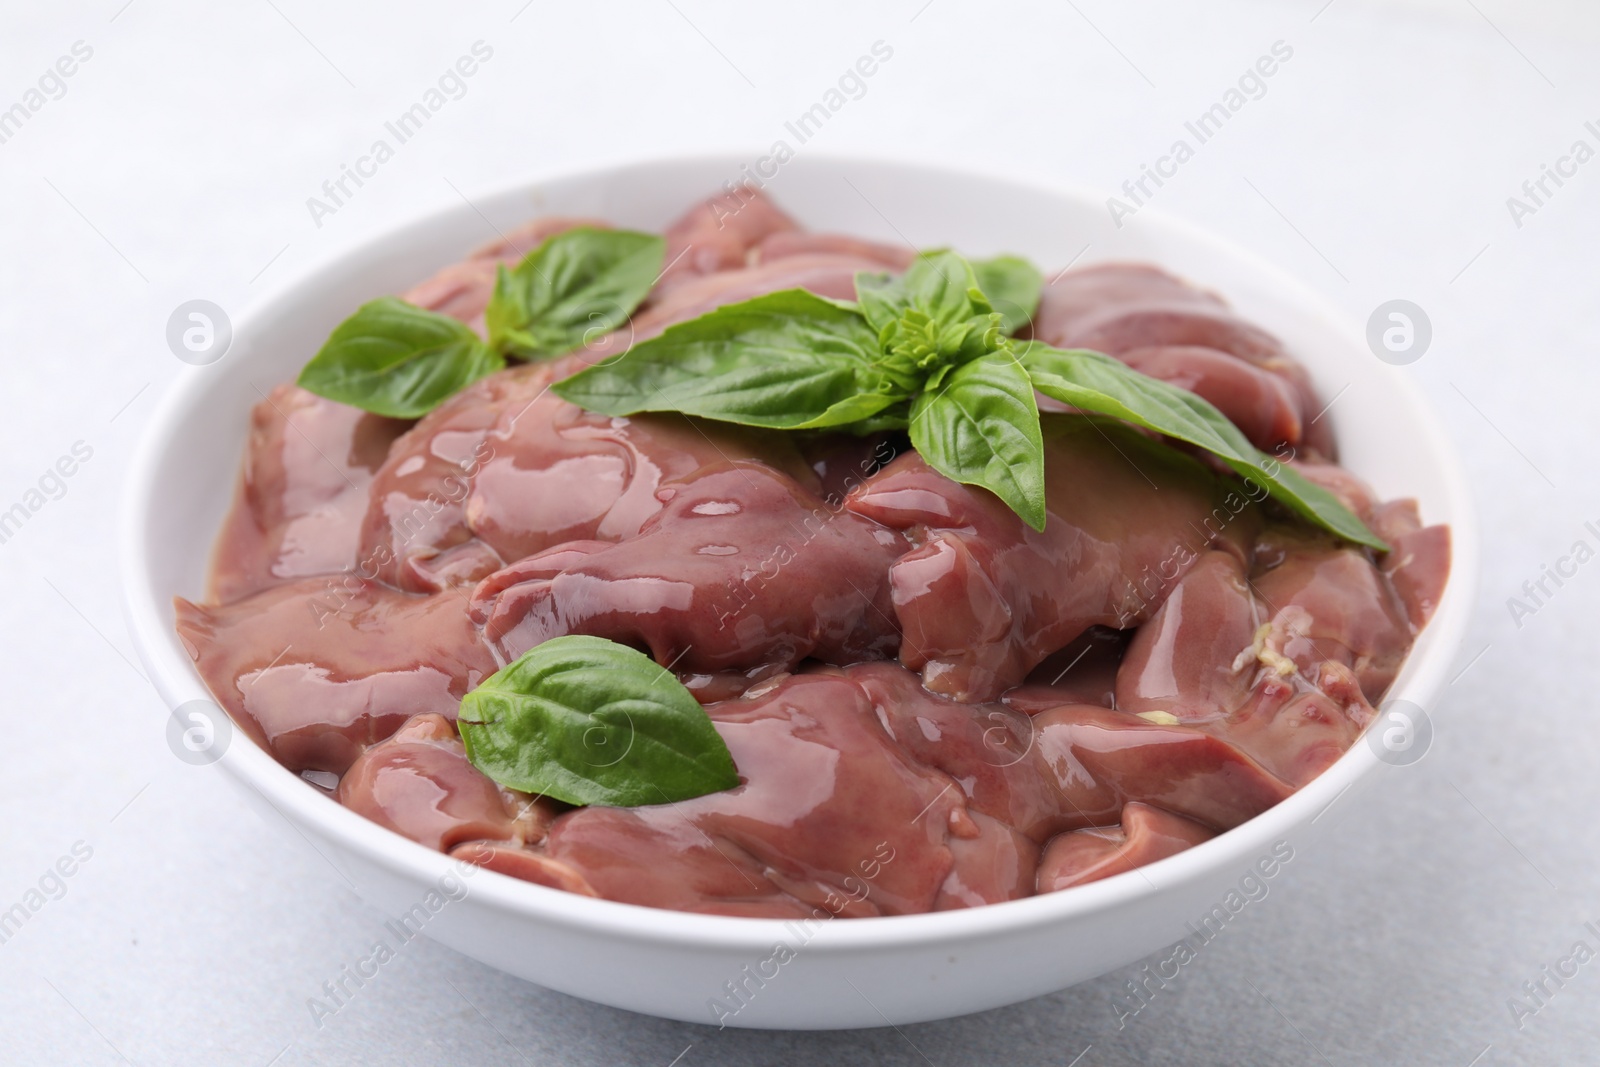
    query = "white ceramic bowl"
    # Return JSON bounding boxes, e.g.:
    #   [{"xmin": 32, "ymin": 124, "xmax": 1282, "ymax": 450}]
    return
[{"xmin": 121, "ymin": 154, "xmax": 1477, "ymax": 1030}]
